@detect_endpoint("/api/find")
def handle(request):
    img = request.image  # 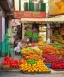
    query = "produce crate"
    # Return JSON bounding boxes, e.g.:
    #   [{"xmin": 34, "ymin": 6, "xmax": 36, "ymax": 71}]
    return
[
  {"xmin": 21, "ymin": 71, "xmax": 51, "ymax": 74},
  {"xmin": 53, "ymin": 69, "xmax": 64, "ymax": 71},
  {"xmin": 45, "ymin": 63, "xmax": 51, "ymax": 68},
  {"xmin": 2, "ymin": 65, "xmax": 10, "ymax": 71},
  {"xmin": 11, "ymin": 67, "xmax": 20, "ymax": 70}
]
